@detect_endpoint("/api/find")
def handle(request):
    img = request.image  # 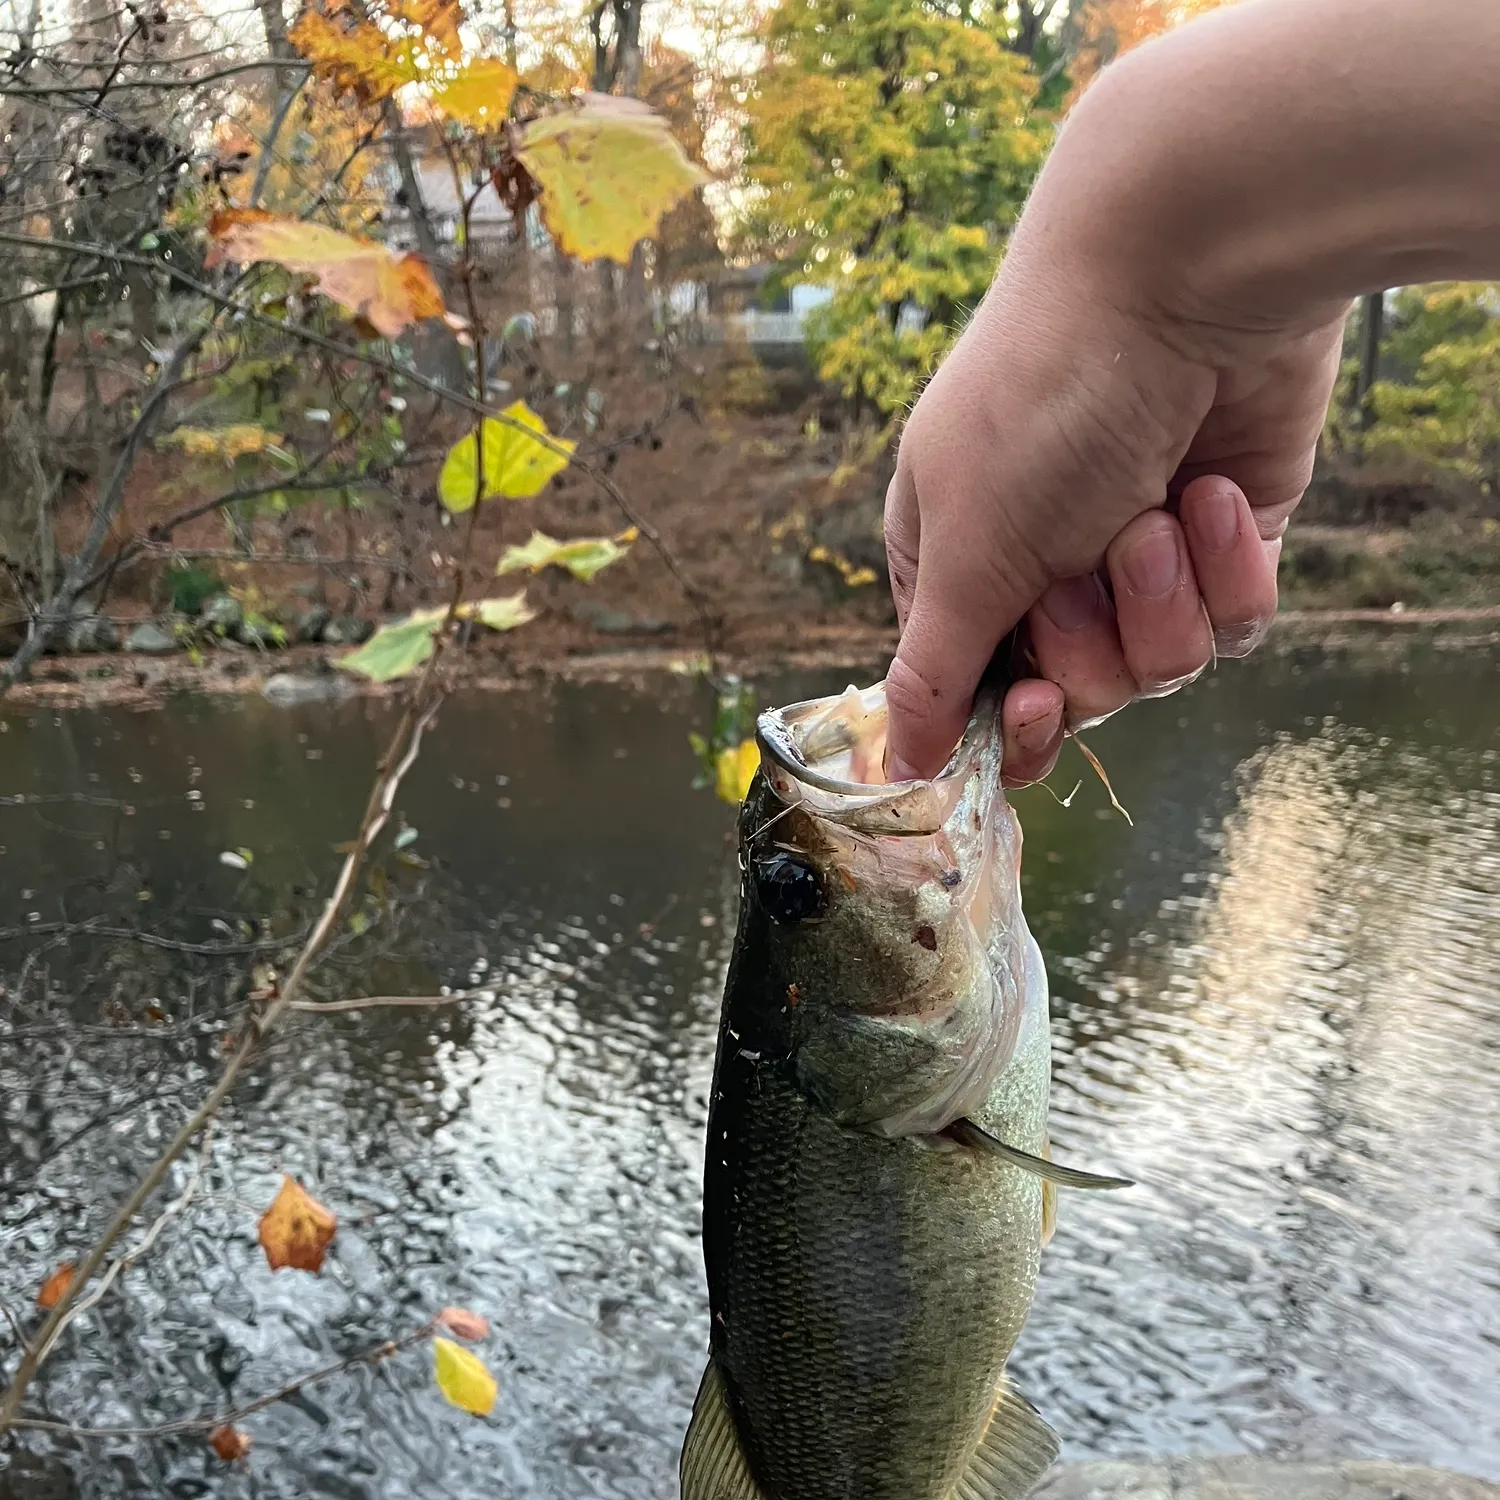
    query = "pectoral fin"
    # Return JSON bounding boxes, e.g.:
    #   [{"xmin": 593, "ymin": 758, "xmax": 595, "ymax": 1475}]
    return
[
  {"xmin": 680, "ymin": 1359, "xmax": 767, "ymax": 1500},
  {"xmin": 1040, "ymin": 1138, "xmax": 1057, "ymax": 1247},
  {"xmin": 950, "ymin": 1117, "xmax": 1133, "ymax": 1191},
  {"xmin": 951, "ymin": 1377, "xmax": 1060, "ymax": 1500}
]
